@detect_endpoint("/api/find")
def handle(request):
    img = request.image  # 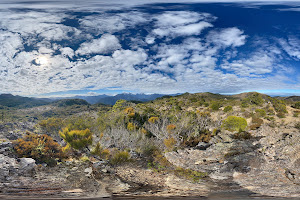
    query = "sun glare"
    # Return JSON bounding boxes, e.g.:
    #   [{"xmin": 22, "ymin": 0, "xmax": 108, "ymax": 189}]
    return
[{"xmin": 36, "ymin": 56, "xmax": 48, "ymax": 65}]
